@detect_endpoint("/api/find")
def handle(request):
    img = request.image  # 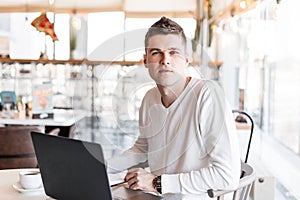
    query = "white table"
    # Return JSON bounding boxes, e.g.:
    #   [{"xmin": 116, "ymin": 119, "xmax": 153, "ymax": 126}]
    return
[
  {"xmin": 0, "ymin": 110, "xmax": 86, "ymax": 137},
  {"xmin": 0, "ymin": 169, "xmax": 51, "ymax": 200},
  {"xmin": 0, "ymin": 109, "xmax": 85, "ymax": 126},
  {"xmin": 0, "ymin": 169, "xmax": 165, "ymax": 200},
  {"xmin": 0, "ymin": 169, "xmax": 205, "ymax": 200}
]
